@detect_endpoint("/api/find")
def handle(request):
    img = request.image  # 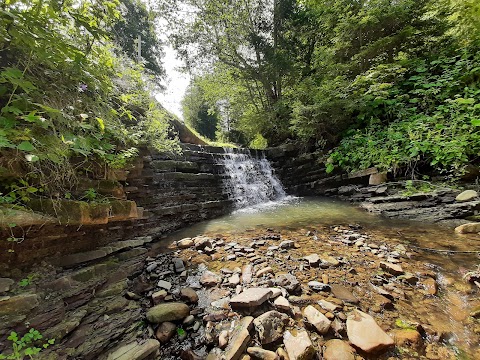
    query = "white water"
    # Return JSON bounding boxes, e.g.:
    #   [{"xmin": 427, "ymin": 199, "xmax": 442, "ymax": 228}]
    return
[{"xmin": 219, "ymin": 148, "xmax": 287, "ymax": 209}]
